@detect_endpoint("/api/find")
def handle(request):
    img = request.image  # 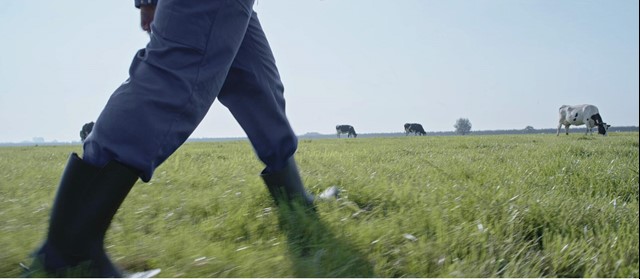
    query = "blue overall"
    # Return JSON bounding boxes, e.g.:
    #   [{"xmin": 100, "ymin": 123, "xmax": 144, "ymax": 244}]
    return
[{"xmin": 83, "ymin": 0, "xmax": 297, "ymax": 182}]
